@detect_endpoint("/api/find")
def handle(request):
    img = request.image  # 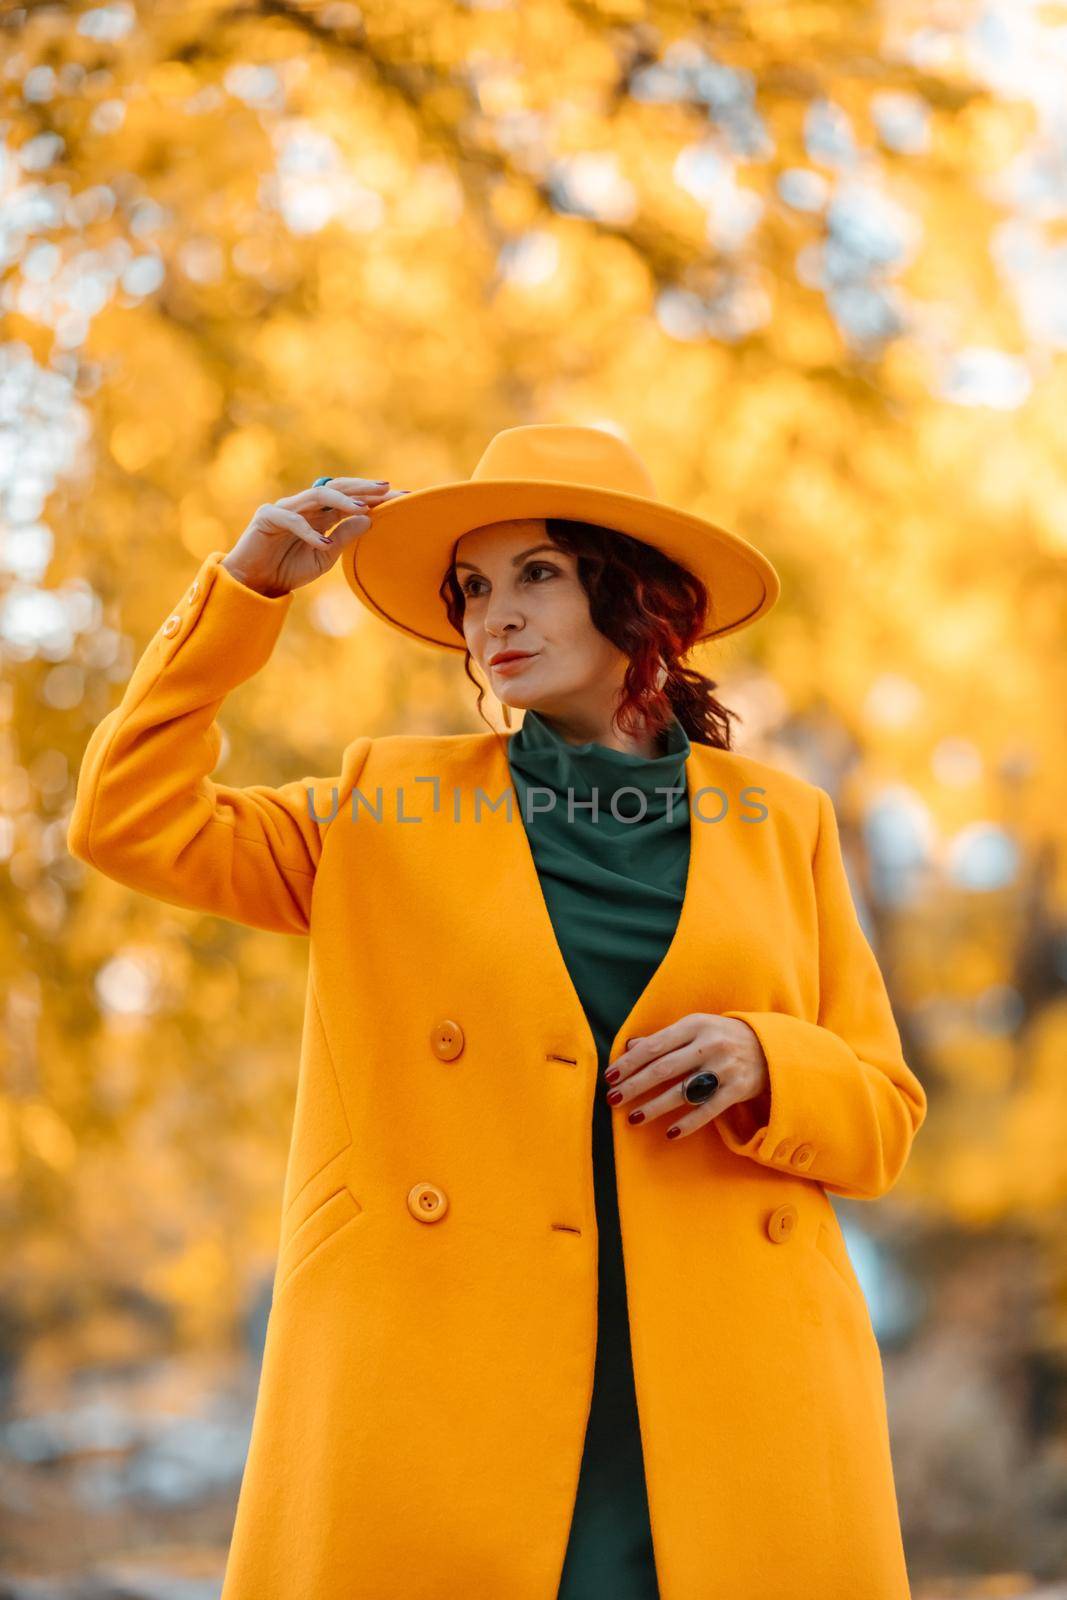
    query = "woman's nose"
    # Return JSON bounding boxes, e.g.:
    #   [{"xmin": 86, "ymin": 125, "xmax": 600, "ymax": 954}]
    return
[{"xmin": 485, "ymin": 606, "xmax": 523, "ymax": 636}]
